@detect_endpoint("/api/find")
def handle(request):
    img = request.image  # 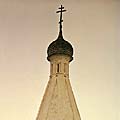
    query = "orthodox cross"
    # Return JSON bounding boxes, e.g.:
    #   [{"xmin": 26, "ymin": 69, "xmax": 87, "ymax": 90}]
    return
[{"xmin": 56, "ymin": 5, "xmax": 66, "ymax": 32}]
